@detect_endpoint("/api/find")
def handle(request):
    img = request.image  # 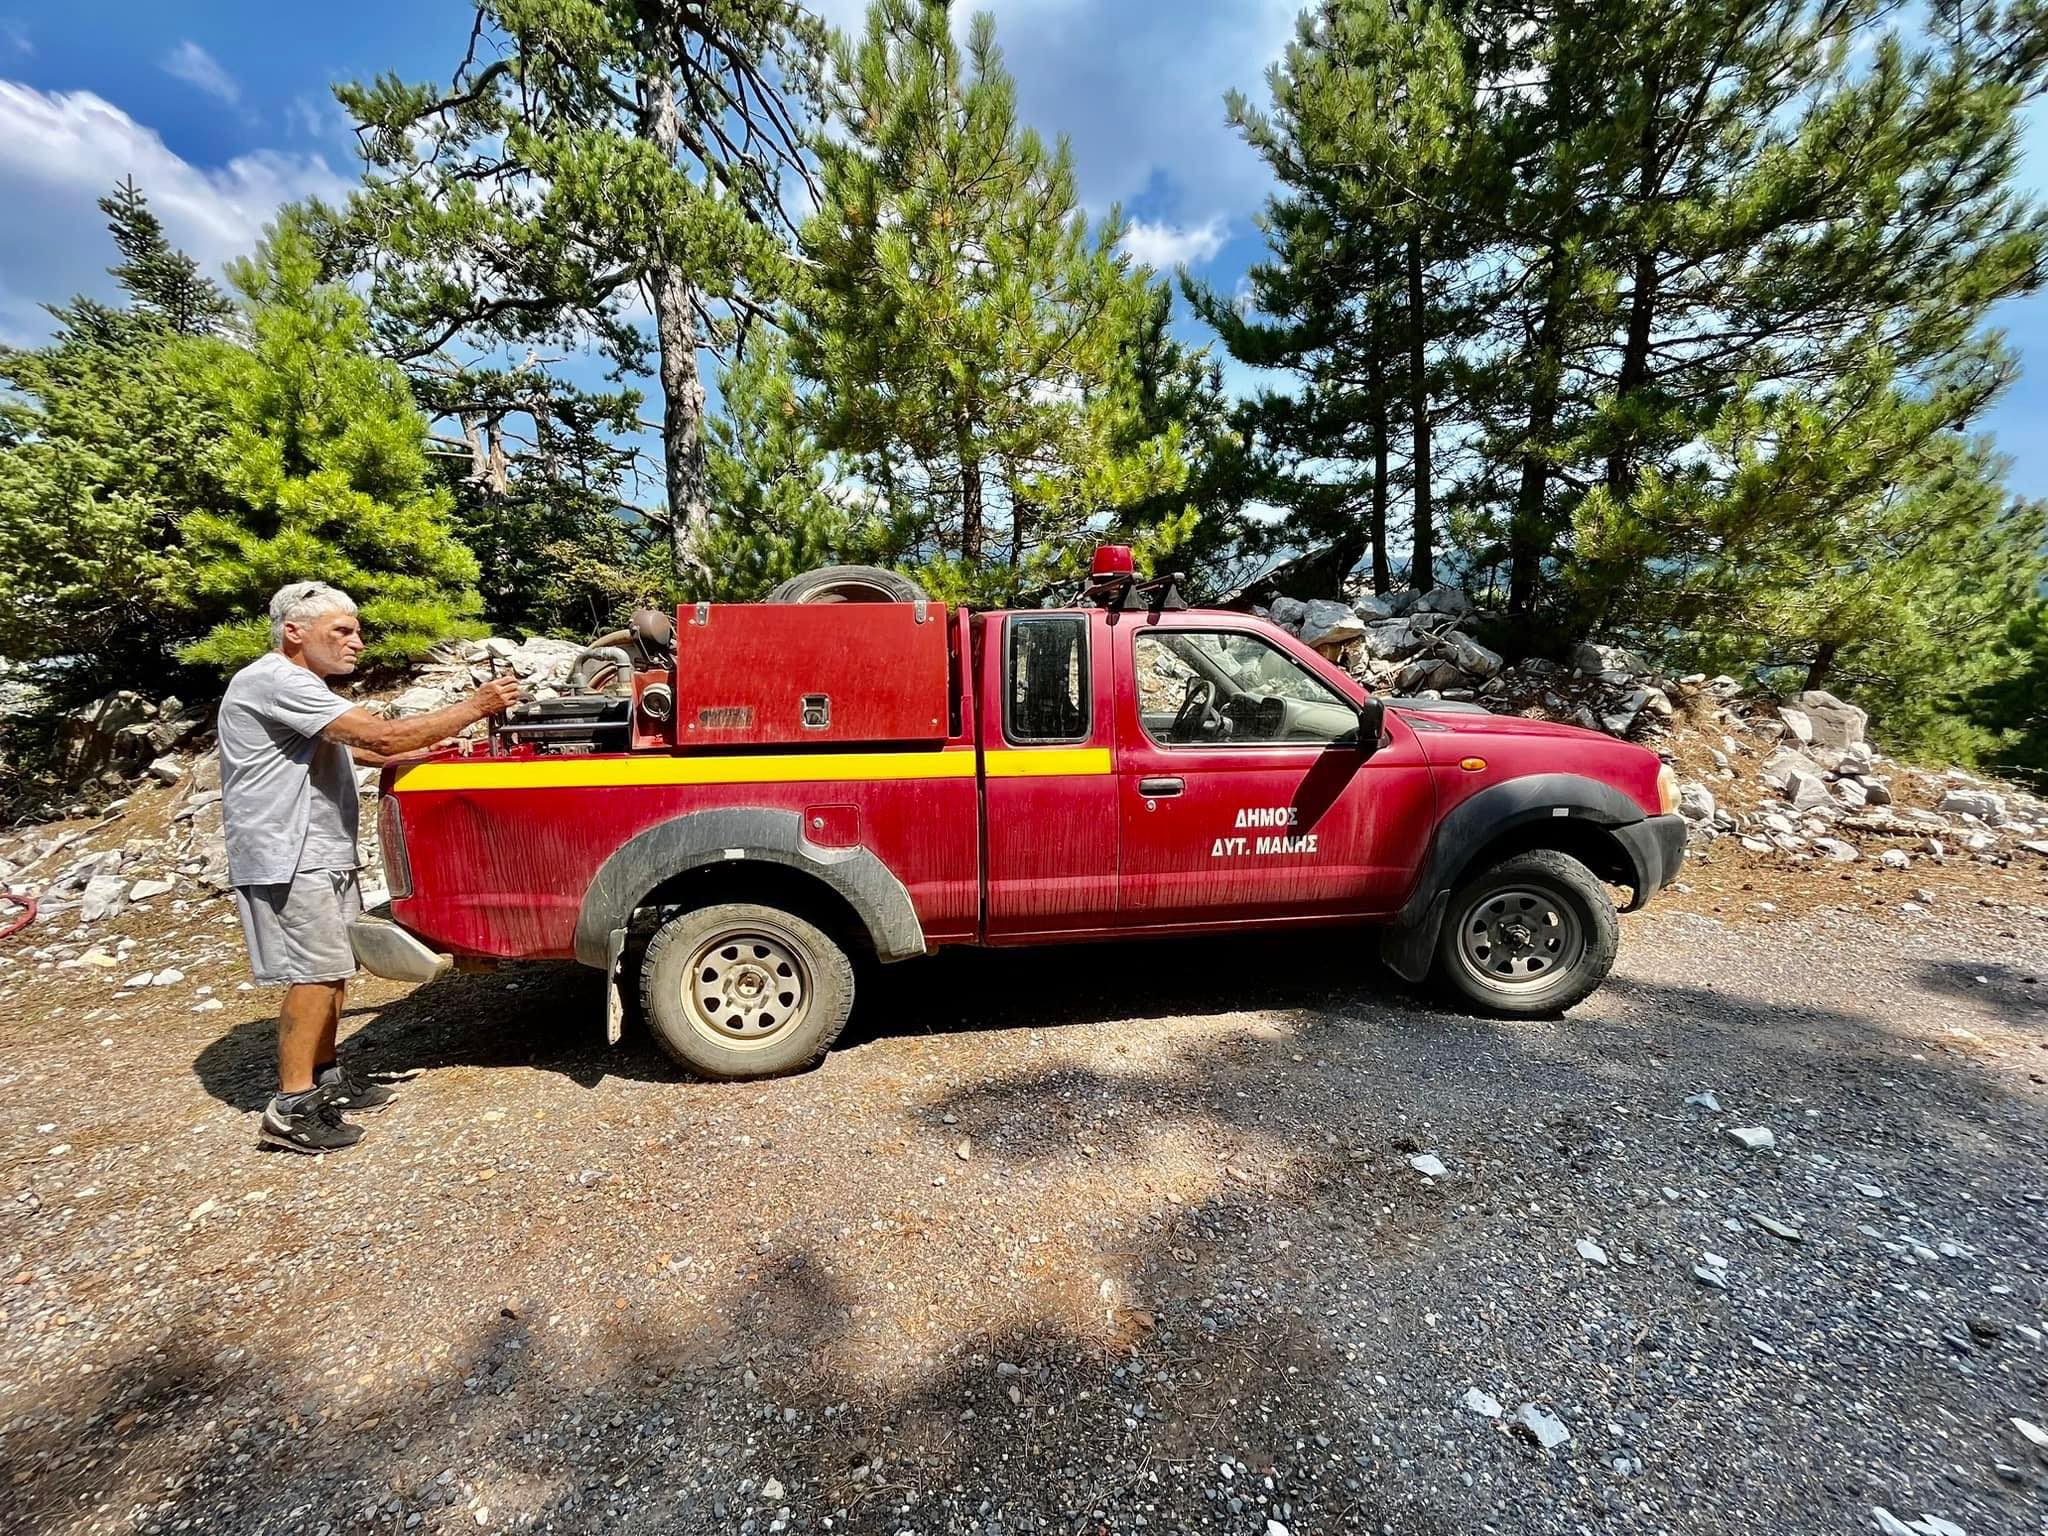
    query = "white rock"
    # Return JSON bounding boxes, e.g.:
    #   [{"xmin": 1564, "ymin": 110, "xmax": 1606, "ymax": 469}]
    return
[
  {"xmin": 2013, "ymin": 1416, "xmax": 2048, "ymax": 1448},
  {"xmin": 1750, "ymin": 1213, "xmax": 1803, "ymax": 1241},
  {"xmin": 1728, "ymin": 1126, "xmax": 1776, "ymax": 1150},
  {"xmin": 122, "ymin": 971, "xmax": 154, "ymax": 989},
  {"xmin": 145, "ymin": 755, "xmax": 185, "ymax": 785},
  {"xmin": 1797, "ymin": 690, "xmax": 1868, "ymax": 748},
  {"xmin": 1511, "ymin": 1403, "xmax": 1571, "ymax": 1450},
  {"xmin": 193, "ymin": 998, "xmax": 224, "ymax": 1013},
  {"xmin": 1678, "ymin": 783, "xmax": 1716, "ymax": 822},
  {"xmin": 1778, "ymin": 706, "xmax": 1814, "ymax": 745},
  {"xmin": 1909, "ymin": 1517, "xmax": 1965, "ymax": 1536},
  {"xmin": 1266, "ymin": 1523, "xmax": 1291, "ymax": 1536},
  {"xmin": 1693, "ymin": 1263, "xmax": 1729, "ymax": 1290},
  {"xmin": 1785, "ymin": 770, "xmax": 1833, "ymax": 812},
  {"xmin": 1939, "ymin": 788, "xmax": 2006, "ymax": 824},
  {"xmin": 1444, "ymin": 633, "xmax": 1503, "ymax": 679},
  {"xmin": 1576, "ymin": 1238, "xmax": 1609, "ymax": 1266},
  {"xmin": 1834, "ymin": 778, "xmax": 1869, "ymax": 810},
  {"xmin": 1408, "ymin": 1153, "xmax": 1448, "ymax": 1178},
  {"xmin": 1685, "ymin": 1091, "xmax": 1722, "ymax": 1111},
  {"xmin": 1461, "ymin": 1387, "xmax": 1504, "ymax": 1417},
  {"xmin": 1298, "ymin": 599, "xmax": 1365, "ymax": 649},
  {"xmin": 760, "ymin": 1477, "xmax": 785, "ymax": 1502},
  {"xmin": 151, "ymin": 967, "xmax": 184, "ymax": 986},
  {"xmin": 79, "ymin": 875, "xmax": 129, "ymax": 923},
  {"xmin": 1870, "ymin": 1509, "xmax": 1918, "ymax": 1536},
  {"xmin": 1267, "ymin": 596, "xmax": 1308, "ymax": 632},
  {"xmin": 1813, "ymin": 837, "xmax": 1859, "ymax": 862},
  {"xmin": 129, "ymin": 878, "xmax": 175, "ymax": 901},
  {"xmin": 1416, "ymin": 585, "xmax": 1473, "ymax": 617}
]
